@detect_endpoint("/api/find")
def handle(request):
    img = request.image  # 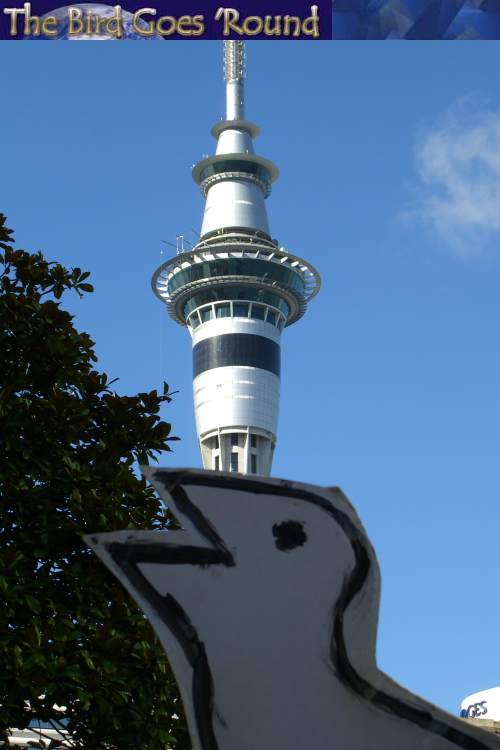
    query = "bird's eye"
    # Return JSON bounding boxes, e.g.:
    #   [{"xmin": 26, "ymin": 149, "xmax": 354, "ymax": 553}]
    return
[{"xmin": 272, "ymin": 520, "xmax": 307, "ymax": 551}]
